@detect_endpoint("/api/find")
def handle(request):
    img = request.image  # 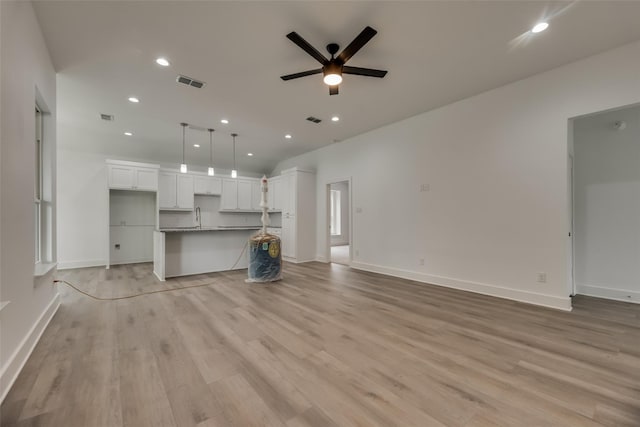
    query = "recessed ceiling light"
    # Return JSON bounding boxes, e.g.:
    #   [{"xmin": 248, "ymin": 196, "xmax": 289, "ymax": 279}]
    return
[
  {"xmin": 124, "ymin": 132, "xmax": 133, "ymax": 136},
  {"xmin": 247, "ymin": 153, "xmax": 253, "ymax": 157},
  {"xmin": 128, "ymin": 97, "xmax": 139, "ymax": 103},
  {"xmin": 193, "ymin": 144, "xmax": 200, "ymax": 148},
  {"xmin": 220, "ymin": 119, "xmax": 229, "ymax": 124},
  {"xmin": 285, "ymin": 134, "xmax": 292, "ymax": 139},
  {"xmin": 531, "ymin": 22, "xmax": 549, "ymax": 33},
  {"xmin": 155, "ymin": 57, "xmax": 170, "ymax": 67},
  {"xmin": 331, "ymin": 116, "xmax": 340, "ymax": 122}
]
